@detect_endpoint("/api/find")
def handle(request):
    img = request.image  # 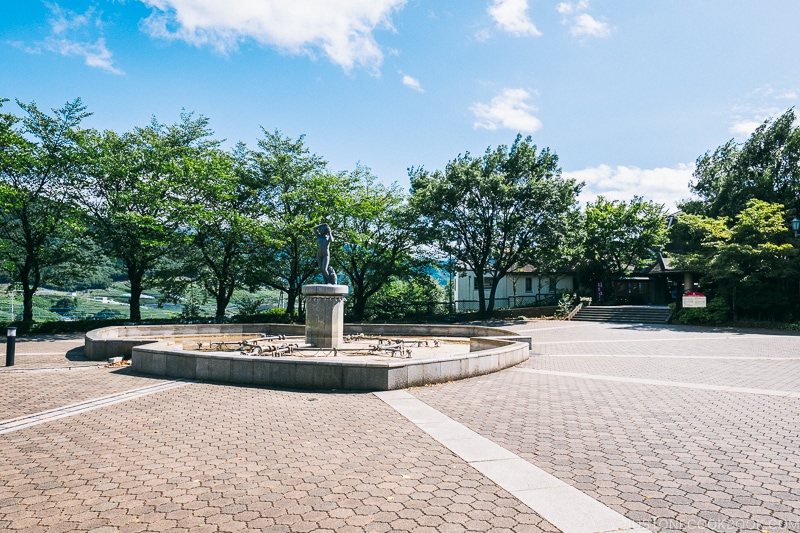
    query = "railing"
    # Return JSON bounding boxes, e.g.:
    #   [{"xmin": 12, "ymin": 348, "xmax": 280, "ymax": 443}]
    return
[
  {"xmin": 0, "ymin": 304, "xmax": 183, "ymax": 322},
  {"xmin": 454, "ymin": 294, "xmax": 559, "ymax": 312},
  {"xmin": 565, "ymin": 302, "xmax": 583, "ymax": 321},
  {"xmin": 2, "ymin": 293, "xmax": 561, "ymax": 324}
]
